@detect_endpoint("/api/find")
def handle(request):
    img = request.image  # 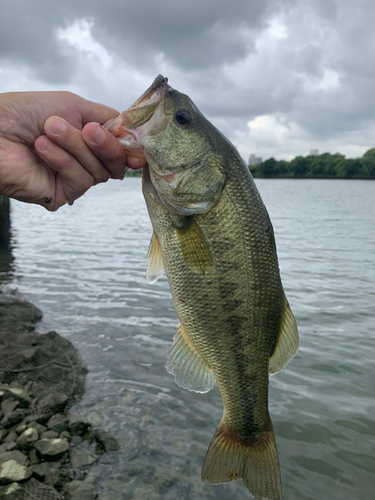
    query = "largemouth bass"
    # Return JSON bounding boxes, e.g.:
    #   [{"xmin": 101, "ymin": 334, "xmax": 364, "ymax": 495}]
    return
[{"xmin": 107, "ymin": 75, "xmax": 298, "ymax": 500}]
